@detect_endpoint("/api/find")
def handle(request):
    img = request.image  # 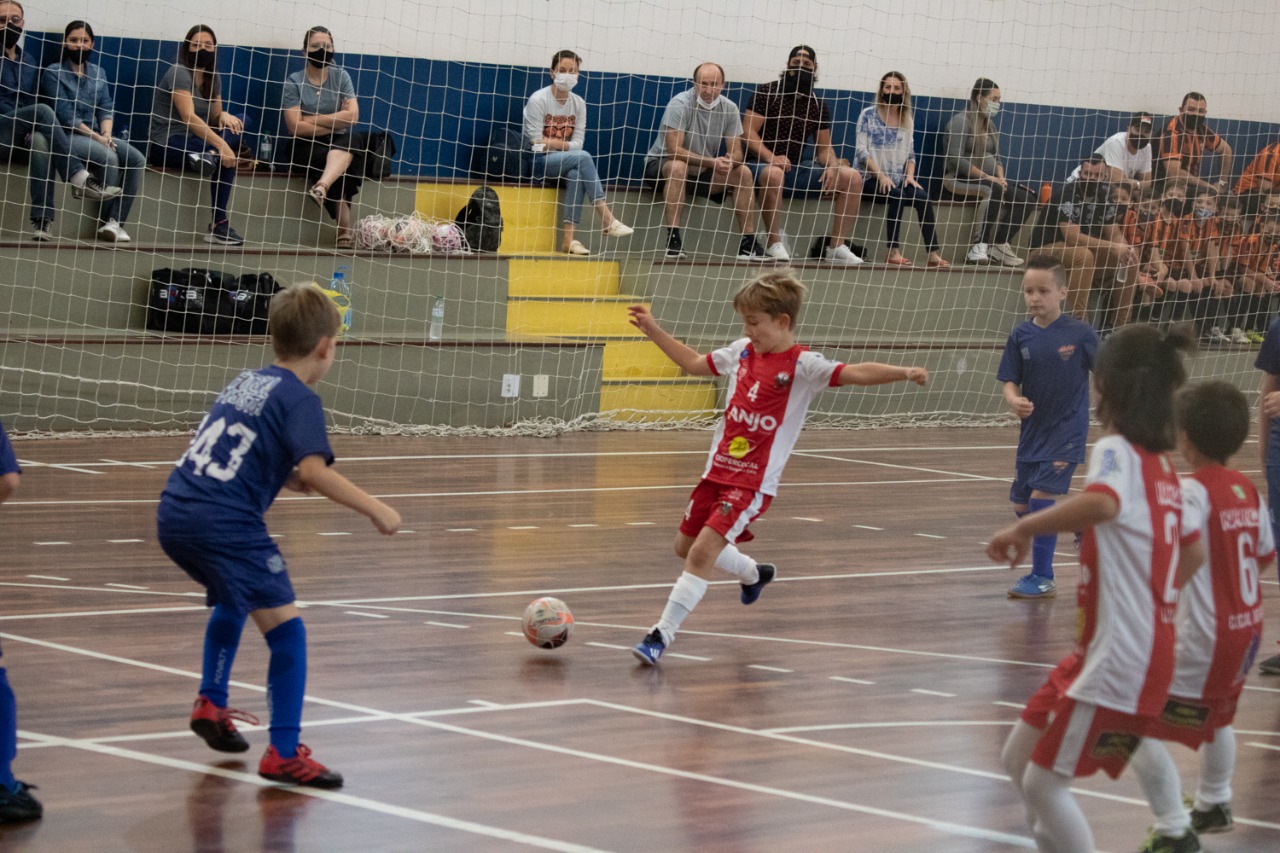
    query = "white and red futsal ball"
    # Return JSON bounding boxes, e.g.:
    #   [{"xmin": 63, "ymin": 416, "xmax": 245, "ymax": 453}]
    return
[{"xmin": 522, "ymin": 597, "xmax": 574, "ymax": 649}]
